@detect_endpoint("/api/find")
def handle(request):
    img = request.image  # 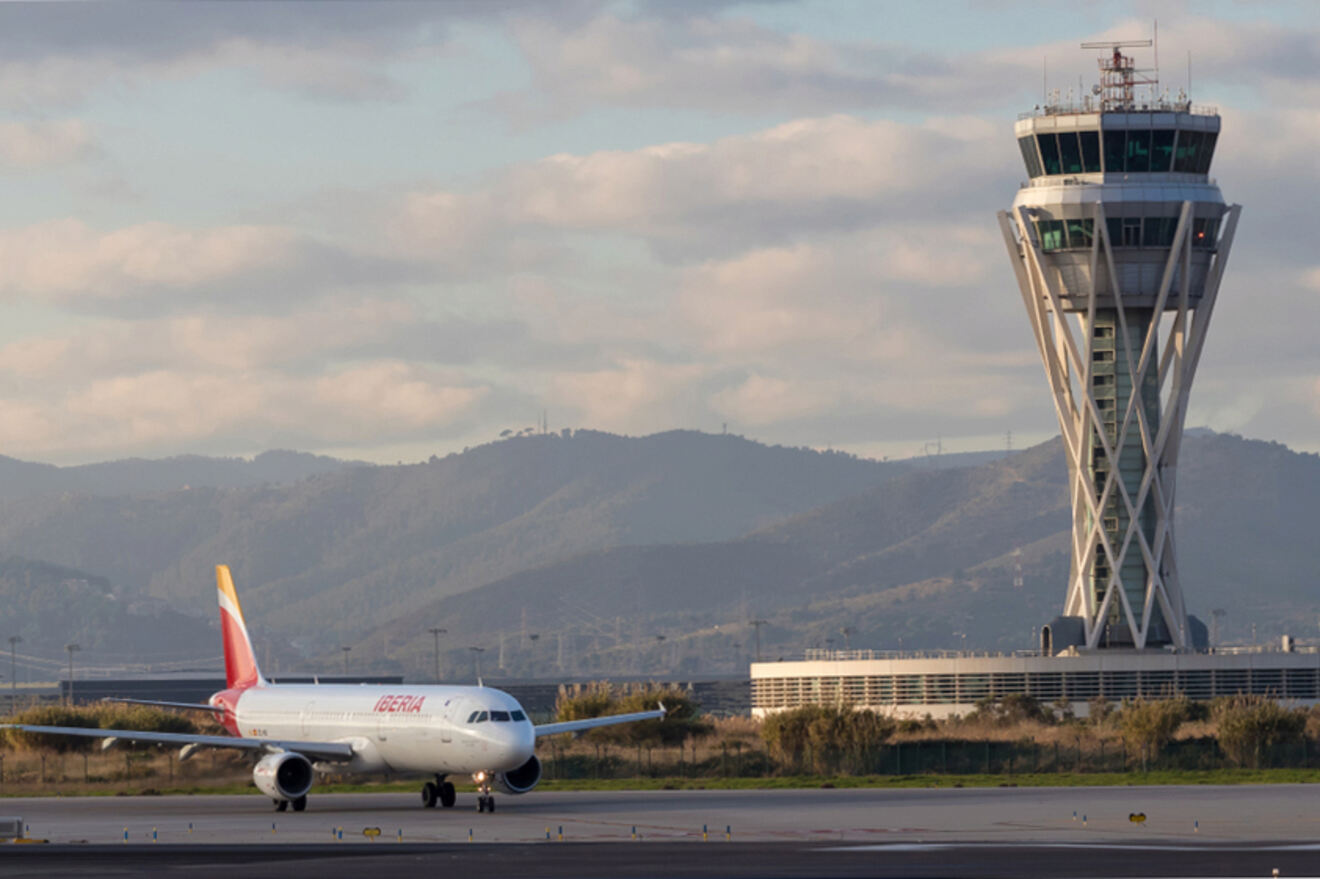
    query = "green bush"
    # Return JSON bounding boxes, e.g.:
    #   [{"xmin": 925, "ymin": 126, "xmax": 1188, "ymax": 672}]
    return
[
  {"xmin": 761, "ymin": 705, "xmax": 894, "ymax": 774},
  {"xmin": 1213, "ymin": 695, "xmax": 1305, "ymax": 768},
  {"xmin": 1119, "ymin": 698, "xmax": 1189, "ymax": 771}
]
